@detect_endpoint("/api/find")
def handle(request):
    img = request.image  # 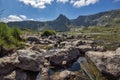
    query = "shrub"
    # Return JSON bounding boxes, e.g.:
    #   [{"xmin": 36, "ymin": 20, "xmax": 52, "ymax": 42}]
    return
[
  {"xmin": 11, "ymin": 27, "xmax": 21, "ymax": 40},
  {"xmin": 0, "ymin": 23, "xmax": 10, "ymax": 40},
  {"xmin": 41, "ymin": 30, "xmax": 56, "ymax": 37},
  {"xmin": 0, "ymin": 22, "xmax": 22, "ymax": 48}
]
